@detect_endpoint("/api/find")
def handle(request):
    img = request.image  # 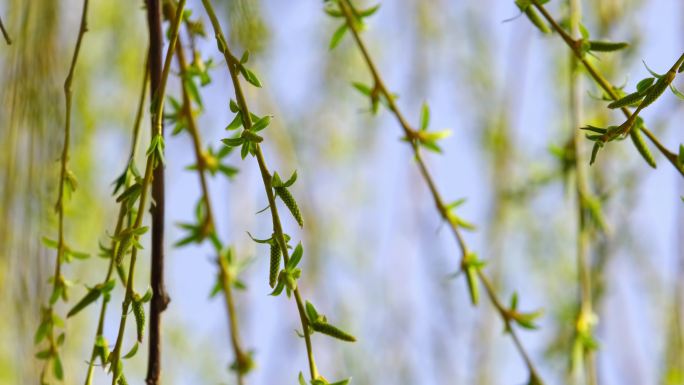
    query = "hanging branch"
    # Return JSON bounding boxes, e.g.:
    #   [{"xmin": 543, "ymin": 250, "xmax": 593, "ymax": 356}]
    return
[
  {"xmin": 78, "ymin": 56, "xmax": 148, "ymax": 385},
  {"xmin": 527, "ymin": 0, "xmax": 684, "ymax": 176},
  {"xmin": 328, "ymin": 0, "xmax": 544, "ymax": 383},
  {"xmin": 108, "ymin": 2, "xmax": 185, "ymax": 383},
  {"xmin": 170, "ymin": 16, "xmax": 252, "ymax": 382},
  {"xmin": 200, "ymin": 1, "xmax": 355, "ymax": 384},
  {"xmin": 146, "ymin": 0, "xmax": 170, "ymax": 383},
  {"xmin": 568, "ymin": 0, "xmax": 598, "ymax": 383},
  {"xmin": 35, "ymin": 1, "xmax": 90, "ymax": 382}
]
